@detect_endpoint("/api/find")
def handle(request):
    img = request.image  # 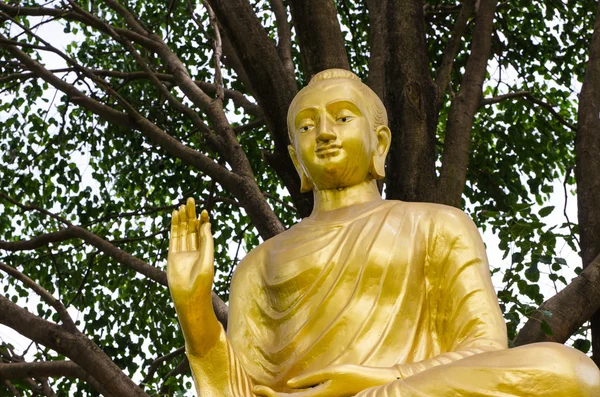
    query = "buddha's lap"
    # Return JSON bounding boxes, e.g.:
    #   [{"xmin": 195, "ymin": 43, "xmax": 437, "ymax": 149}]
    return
[{"xmin": 355, "ymin": 343, "xmax": 600, "ymax": 397}]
